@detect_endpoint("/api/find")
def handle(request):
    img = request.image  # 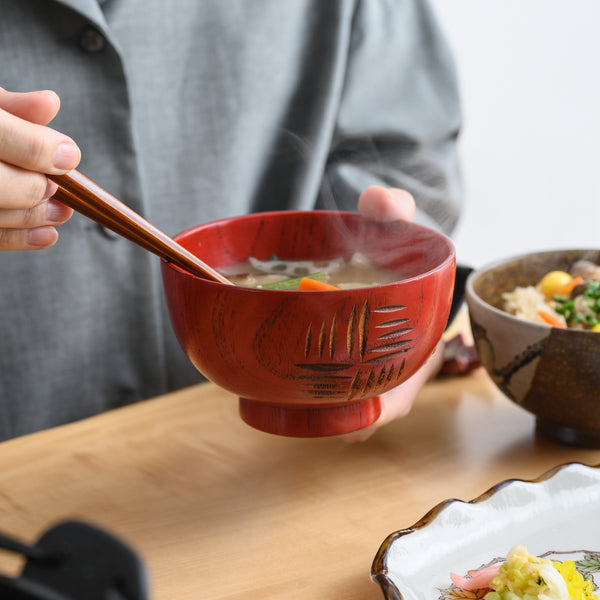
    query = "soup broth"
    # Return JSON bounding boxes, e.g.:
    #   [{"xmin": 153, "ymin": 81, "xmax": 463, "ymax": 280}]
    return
[{"xmin": 220, "ymin": 252, "xmax": 401, "ymax": 290}]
